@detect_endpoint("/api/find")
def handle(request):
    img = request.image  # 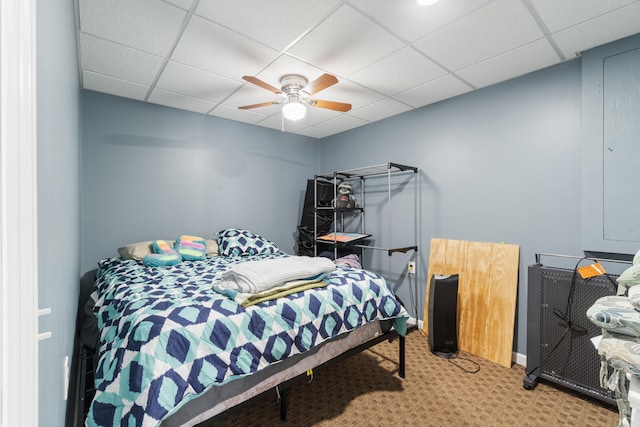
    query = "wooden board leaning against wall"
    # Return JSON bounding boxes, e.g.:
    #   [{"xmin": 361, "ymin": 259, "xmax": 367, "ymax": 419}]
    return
[{"xmin": 423, "ymin": 238, "xmax": 520, "ymax": 368}]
